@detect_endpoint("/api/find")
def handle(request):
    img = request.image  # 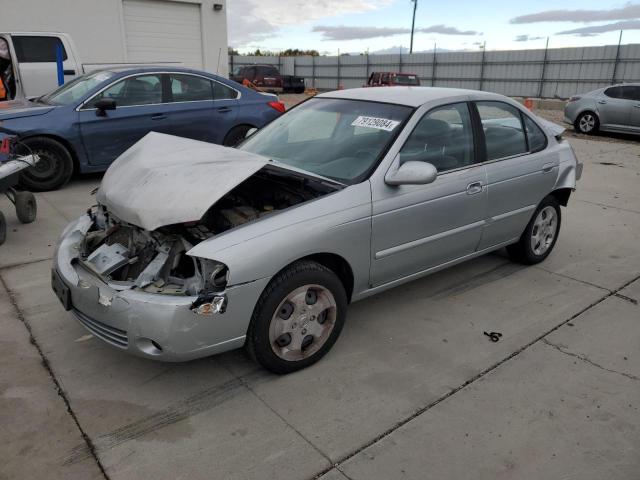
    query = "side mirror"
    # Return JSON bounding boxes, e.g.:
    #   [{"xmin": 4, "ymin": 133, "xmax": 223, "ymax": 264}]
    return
[
  {"xmin": 94, "ymin": 98, "xmax": 116, "ymax": 117},
  {"xmin": 385, "ymin": 160, "xmax": 437, "ymax": 186},
  {"xmin": 245, "ymin": 127, "xmax": 258, "ymax": 138}
]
